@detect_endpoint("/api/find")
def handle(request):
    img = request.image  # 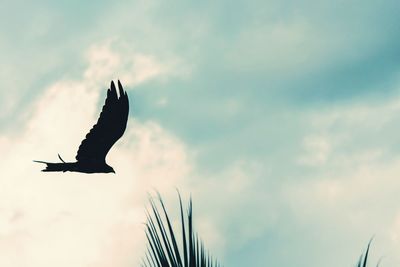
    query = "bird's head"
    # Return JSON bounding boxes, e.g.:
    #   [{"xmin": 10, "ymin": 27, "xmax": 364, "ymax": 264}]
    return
[{"xmin": 105, "ymin": 164, "xmax": 115, "ymax": 174}]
